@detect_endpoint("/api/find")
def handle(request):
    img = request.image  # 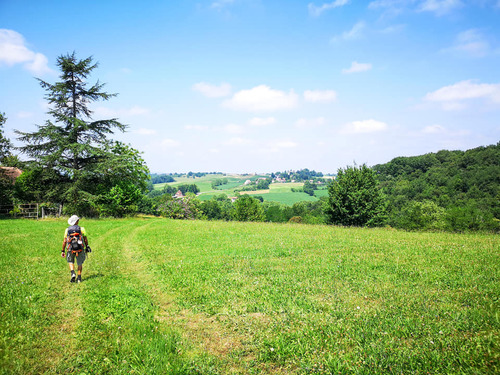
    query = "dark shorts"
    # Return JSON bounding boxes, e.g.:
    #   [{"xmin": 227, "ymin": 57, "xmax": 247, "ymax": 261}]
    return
[{"xmin": 66, "ymin": 250, "xmax": 86, "ymax": 266}]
